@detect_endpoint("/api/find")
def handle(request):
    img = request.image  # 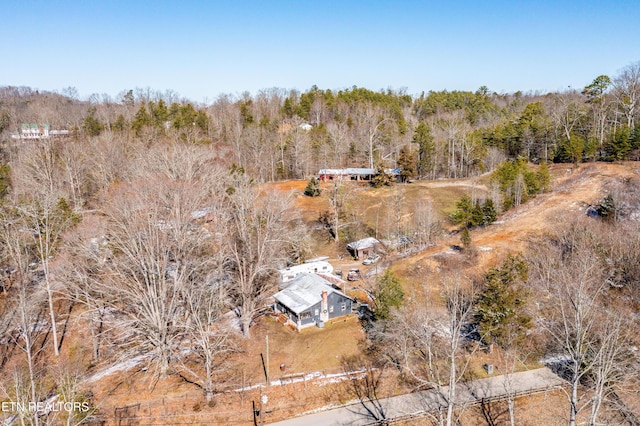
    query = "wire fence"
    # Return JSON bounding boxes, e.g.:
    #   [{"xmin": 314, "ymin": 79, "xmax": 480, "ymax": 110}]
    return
[{"xmin": 87, "ymin": 365, "xmax": 361, "ymax": 425}]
